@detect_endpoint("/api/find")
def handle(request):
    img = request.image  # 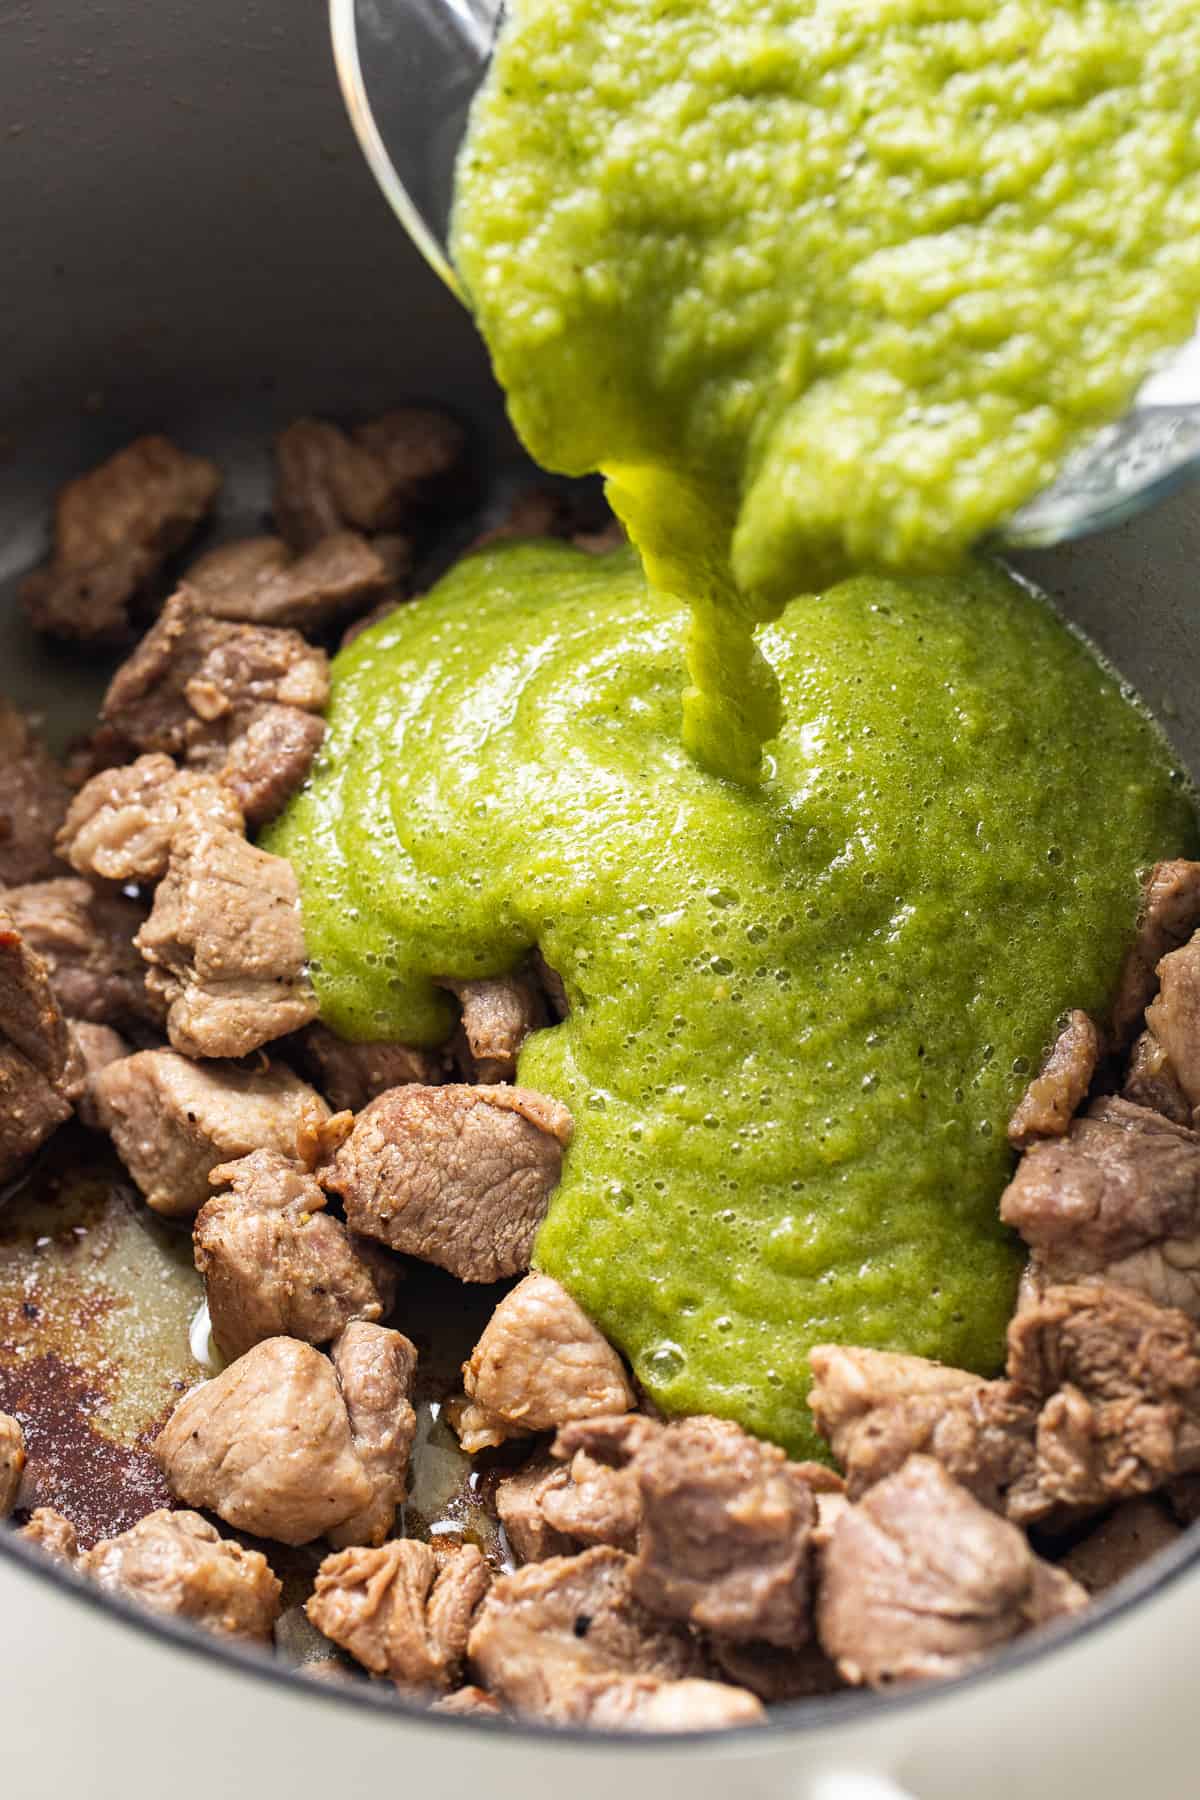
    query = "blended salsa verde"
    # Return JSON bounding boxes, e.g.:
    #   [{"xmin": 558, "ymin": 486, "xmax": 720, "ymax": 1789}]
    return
[
  {"xmin": 267, "ymin": 545, "xmax": 1194, "ymax": 1454},
  {"xmin": 451, "ymin": 0, "xmax": 1200, "ymax": 781}
]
